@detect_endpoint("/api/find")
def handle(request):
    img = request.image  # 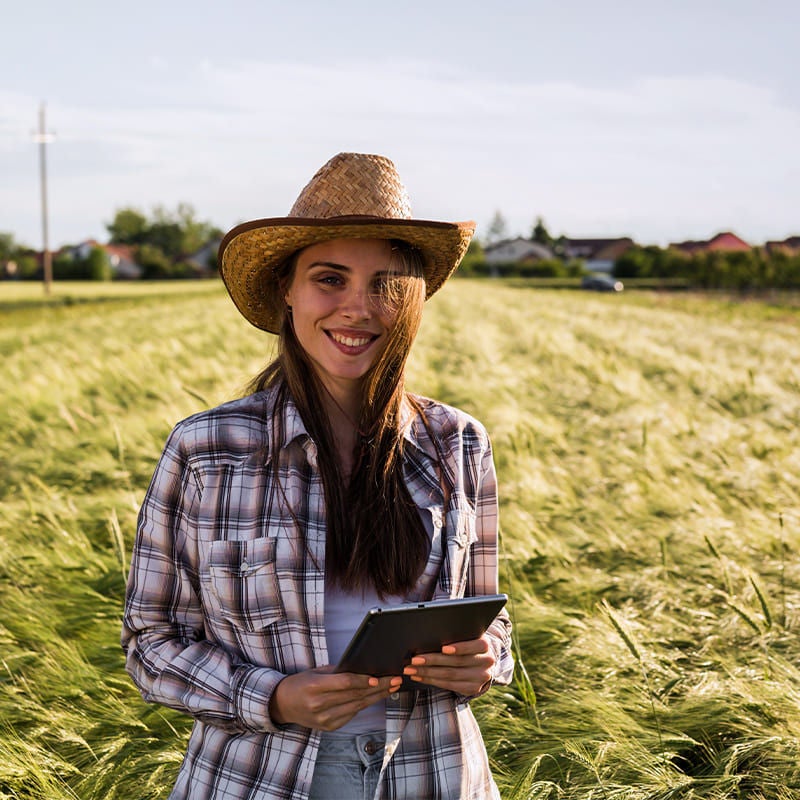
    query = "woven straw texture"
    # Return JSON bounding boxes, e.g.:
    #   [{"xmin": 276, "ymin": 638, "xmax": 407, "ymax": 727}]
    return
[
  {"xmin": 290, "ymin": 153, "xmax": 412, "ymax": 219},
  {"xmin": 219, "ymin": 153, "xmax": 475, "ymax": 333}
]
